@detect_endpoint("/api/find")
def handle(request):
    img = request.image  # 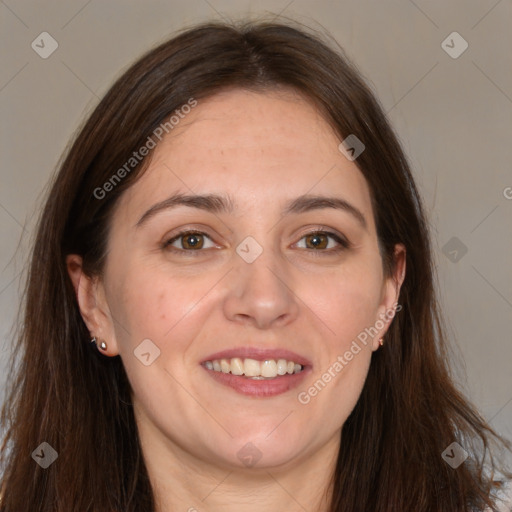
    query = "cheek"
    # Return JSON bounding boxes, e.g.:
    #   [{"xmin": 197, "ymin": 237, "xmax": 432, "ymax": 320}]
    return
[
  {"xmin": 110, "ymin": 265, "xmax": 207, "ymax": 402},
  {"xmin": 300, "ymin": 279, "xmax": 377, "ymax": 432},
  {"xmin": 111, "ymin": 261, "xmax": 188, "ymax": 335},
  {"xmin": 110, "ymin": 261, "xmax": 222, "ymax": 362},
  {"xmin": 297, "ymin": 259, "xmax": 382, "ymax": 415},
  {"xmin": 304, "ymin": 261, "xmax": 383, "ymax": 345}
]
